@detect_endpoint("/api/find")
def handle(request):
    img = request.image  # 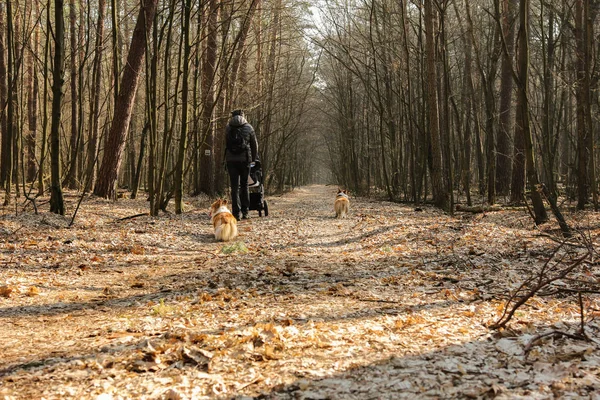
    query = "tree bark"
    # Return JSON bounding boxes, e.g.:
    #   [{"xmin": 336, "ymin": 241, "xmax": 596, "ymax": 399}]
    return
[
  {"xmin": 0, "ymin": 2, "xmax": 9, "ymax": 190},
  {"xmin": 3, "ymin": 0, "xmax": 16, "ymax": 205},
  {"xmin": 198, "ymin": 0, "xmax": 218, "ymax": 196},
  {"xmin": 584, "ymin": 1, "xmax": 597, "ymax": 210},
  {"xmin": 50, "ymin": 0, "xmax": 66, "ymax": 214},
  {"xmin": 110, "ymin": 0, "xmax": 121, "ymax": 105},
  {"xmin": 26, "ymin": 2, "xmax": 40, "ymax": 183},
  {"xmin": 496, "ymin": 0, "xmax": 517, "ymax": 196},
  {"xmin": 38, "ymin": 2, "xmax": 51, "ymax": 196},
  {"xmin": 85, "ymin": 0, "xmax": 105, "ymax": 192},
  {"xmin": 64, "ymin": 0, "xmax": 79, "ymax": 188},
  {"xmin": 516, "ymin": 0, "xmax": 547, "ymax": 224},
  {"xmin": 93, "ymin": 0, "xmax": 159, "ymax": 199},
  {"xmin": 575, "ymin": 0, "xmax": 587, "ymax": 210},
  {"xmin": 174, "ymin": 0, "xmax": 192, "ymax": 214},
  {"xmin": 424, "ymin": 0, "xmax": 448, "ymax": 210}
]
